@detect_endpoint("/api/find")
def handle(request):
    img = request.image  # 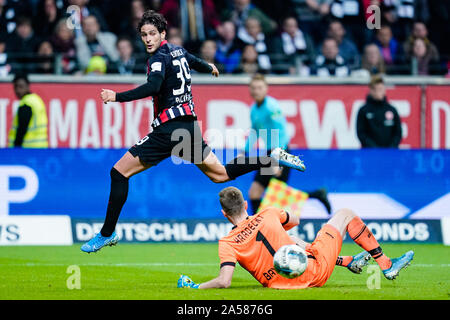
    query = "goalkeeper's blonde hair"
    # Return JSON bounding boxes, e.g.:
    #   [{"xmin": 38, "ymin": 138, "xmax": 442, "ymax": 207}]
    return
[{"xmin": 219, "ymin": 187, "xmax": 245, "ymax": 216}]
